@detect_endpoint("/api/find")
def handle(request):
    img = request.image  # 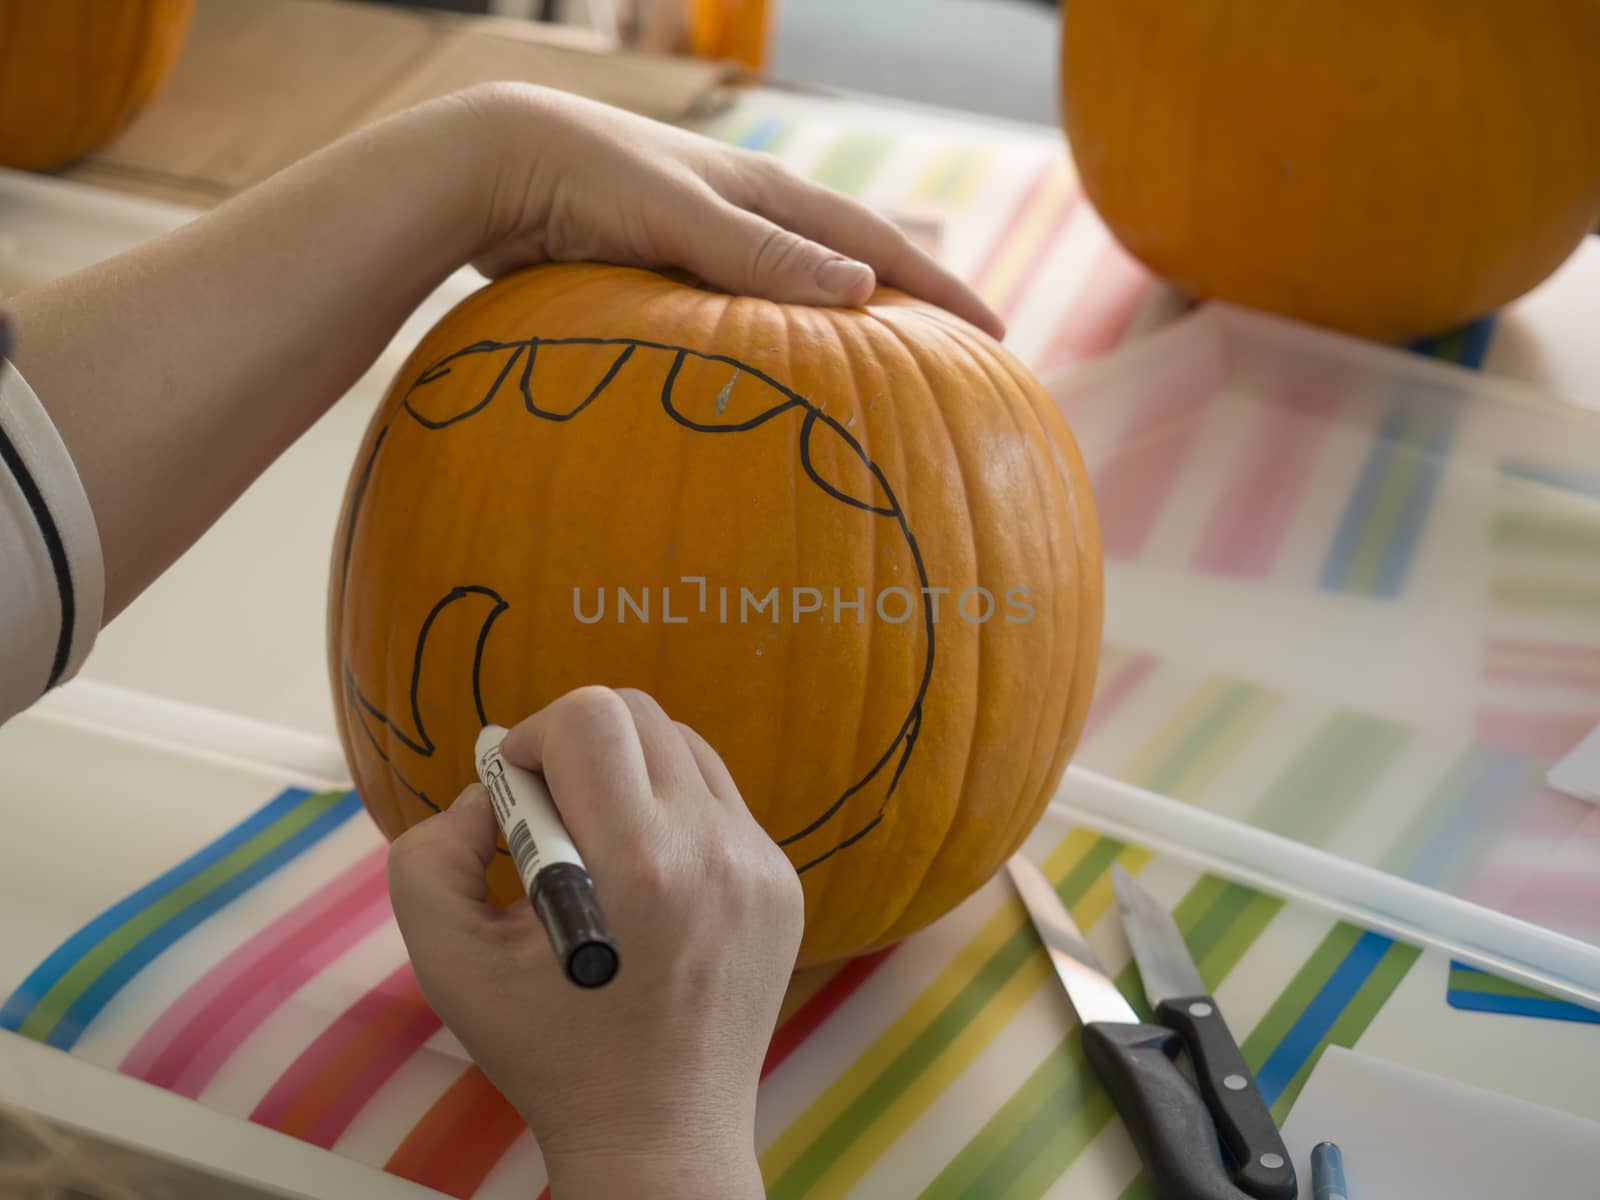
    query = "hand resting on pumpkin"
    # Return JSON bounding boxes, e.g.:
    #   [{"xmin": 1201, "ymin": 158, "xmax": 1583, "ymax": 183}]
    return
[
  {"xmin": 3, "ymin": 81, "xmax": 1000, "ymax": 629},
  {"xmin": 388, "ymin": 685, "xmax": 803, "ymax": 1200}
]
